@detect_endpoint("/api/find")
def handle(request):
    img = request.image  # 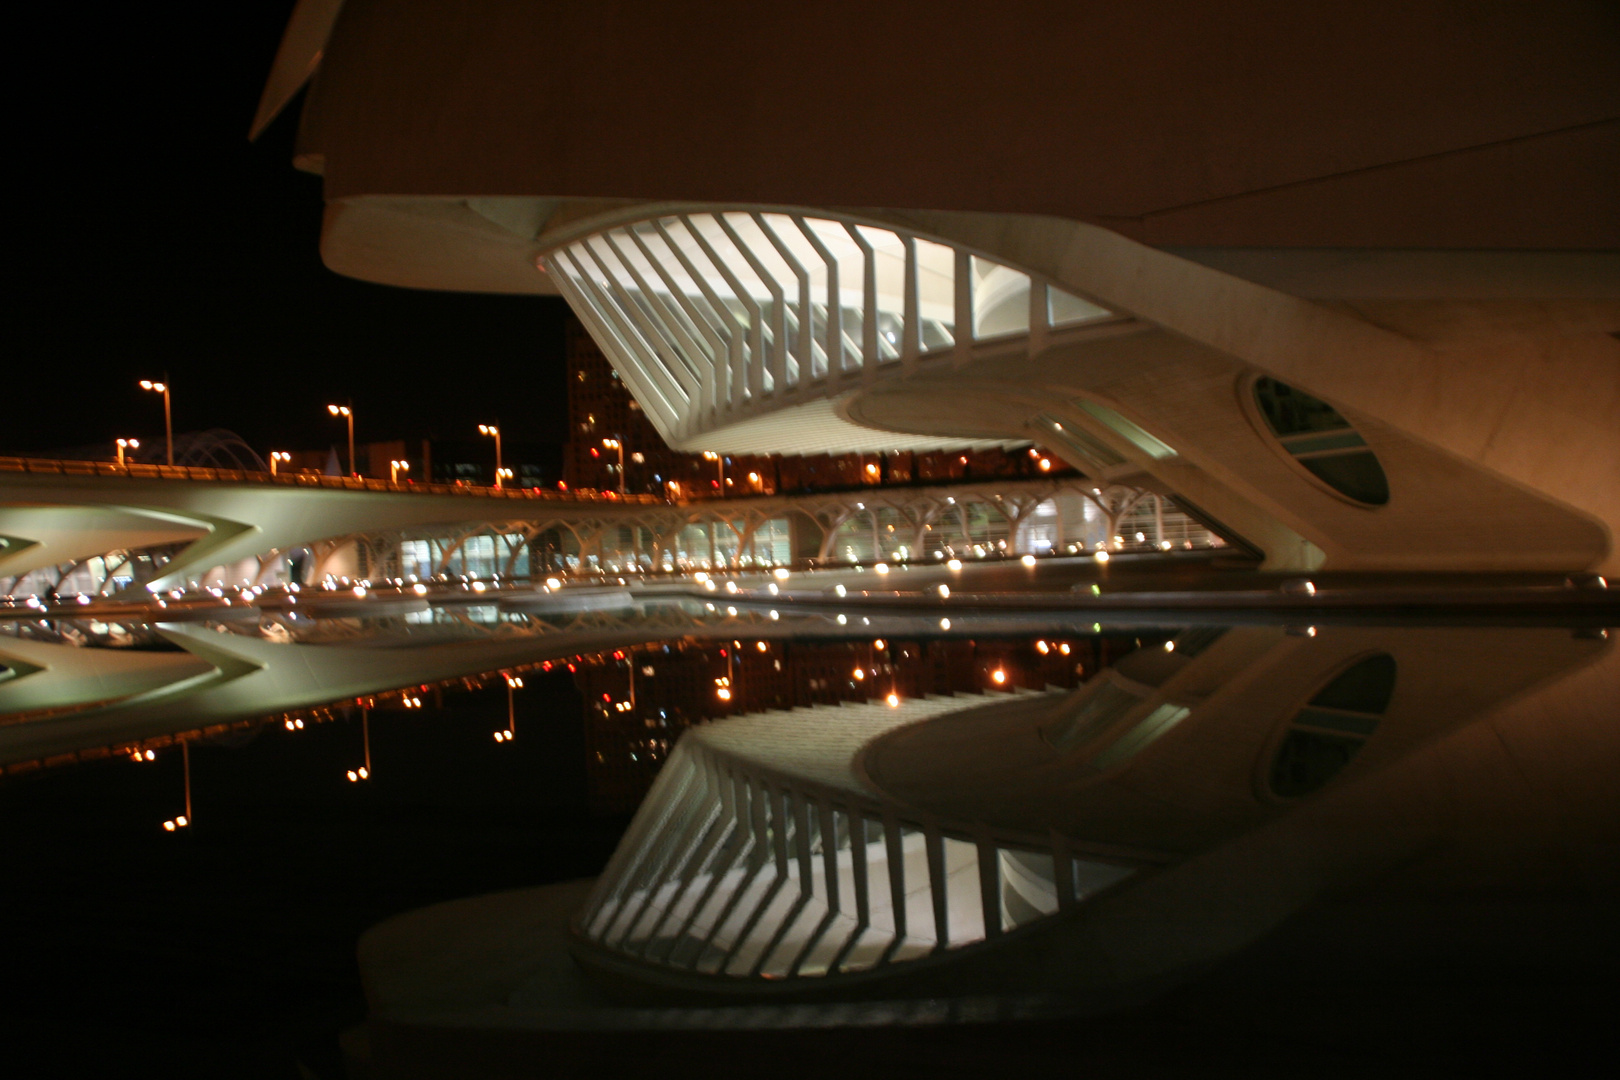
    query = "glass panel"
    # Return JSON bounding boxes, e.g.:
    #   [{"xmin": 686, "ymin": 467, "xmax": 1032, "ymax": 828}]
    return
[
  {"xmin": 1047, "ymin": 678, "xmax": 1144, "ymax": 750},
  {"xmin": 1280, "ymin": 430, "xmax": 1368, "ymax": 455},
  {"xmin": 855, "ymin": 225, "xmax": 906, "ymax": 361},
  {"xmin": 1300, "ymin": 452, "xmax": 1391, "ymax": 506},
  {"xmin": 1072, "ymin": 858, "xmax": 1134, "ymax": 900},
  {"xmin": 1092, "ymin": 703, "xmax": 1191, "ymax": 768},
  {"xmin": 1049, "ymin": 286, "xmax": 1112, "ymax": 327},
  {"xmin": 1075, "ymin": 401, "xmax": 1178, "ymax": 460},
  {"xmin": 1292, "ymin": 707, "xmax": 1380, "ymax": 737},
  {"xmin": 1254, "ymin": 376, "xmax": 1353, "ymax": 437},
  {"xmin": 1311, "ymin": 654, "xmax": 1398, "ymax": 713},
  {"xmin": 913, "ymin": 237, "xmax": 956, "ymax": 351},
  {"xmin": 971, "ymin": 256, "xmax": 1030, "ymax": 338},
  {"xmin": 940, "ymin": 835, "xmax": 985, "ymax": 947},
  {"xmin": 998, "ymin": 849, "xmax": 1059, "ymax": 931},
  {"xmin": 1270, "ymin": 729, "xmax": 1365, "ymax": 798}
]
